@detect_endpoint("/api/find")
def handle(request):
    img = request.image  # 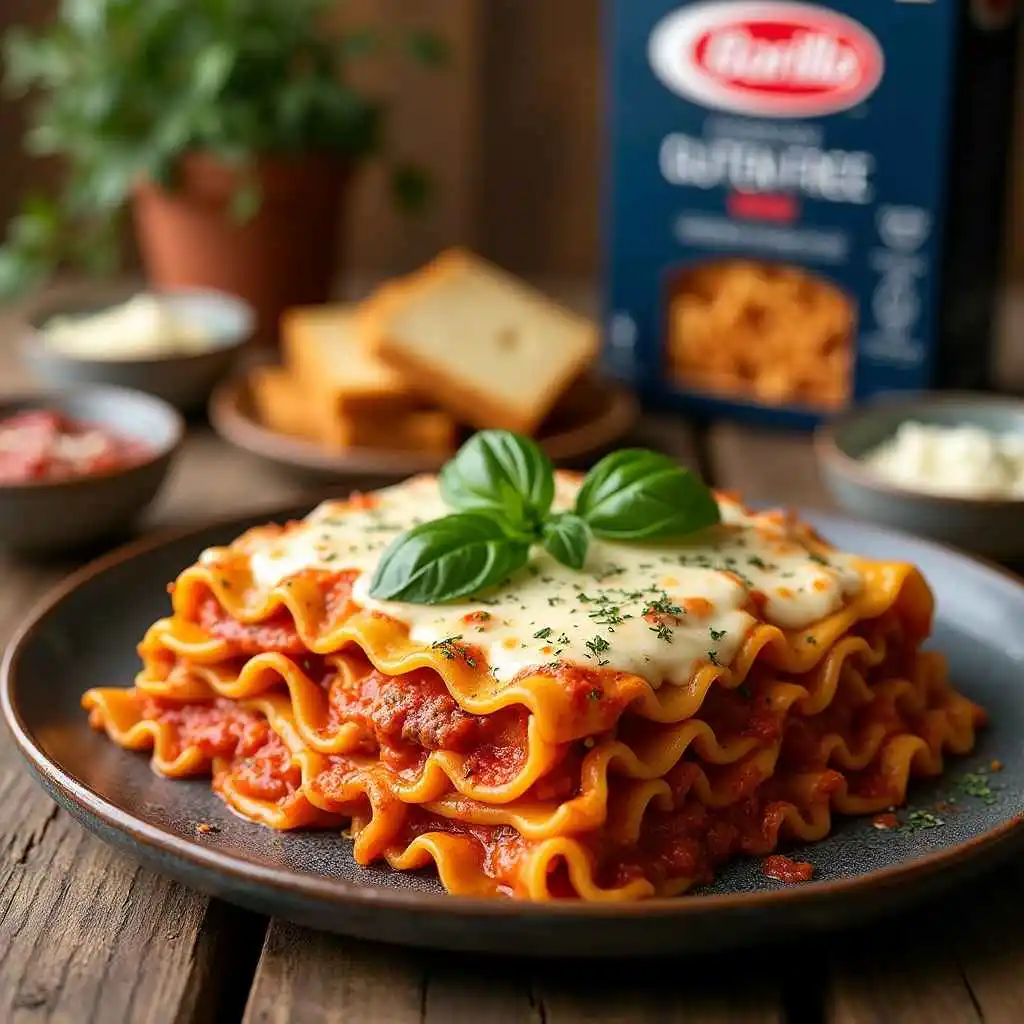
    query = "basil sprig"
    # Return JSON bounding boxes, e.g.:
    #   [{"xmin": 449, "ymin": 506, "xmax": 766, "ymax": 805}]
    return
[{"xmin": 368, "ymin": 431, "xmax": 720, "ymax": 604}]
